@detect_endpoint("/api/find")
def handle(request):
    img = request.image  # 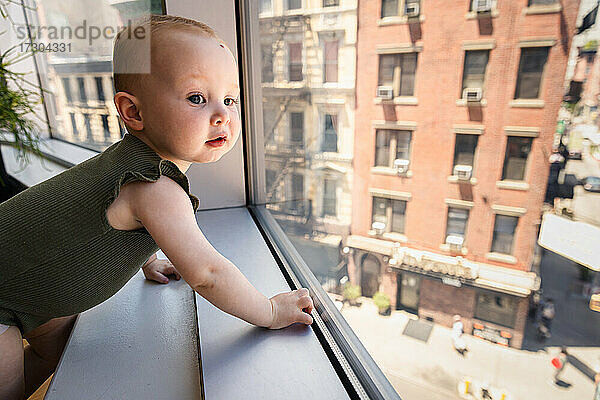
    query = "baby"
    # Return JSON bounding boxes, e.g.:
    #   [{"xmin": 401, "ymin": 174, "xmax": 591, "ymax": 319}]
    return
[{"xmin": 0, "ymin": 15, "xmax": 314, "ymax": 399}]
